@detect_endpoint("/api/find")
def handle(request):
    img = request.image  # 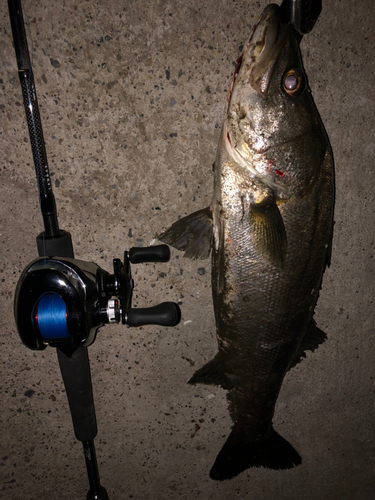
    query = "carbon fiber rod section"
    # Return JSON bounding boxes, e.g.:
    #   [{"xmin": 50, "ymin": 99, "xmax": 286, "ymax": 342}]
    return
[
  {"xmin": 8, "ymin": 0, "xmax": 59, "ymax": 237},
  {"xmin": 19, "ymin": 71, "xmax": 59, "ymax": 236}
]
